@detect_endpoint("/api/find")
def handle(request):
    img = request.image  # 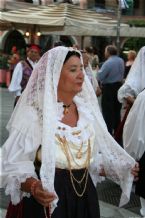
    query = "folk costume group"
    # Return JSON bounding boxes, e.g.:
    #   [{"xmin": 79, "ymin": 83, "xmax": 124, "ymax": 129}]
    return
[{"xmin": 1, "ymin": 46, "xmax": 139, "ymax": 218}]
